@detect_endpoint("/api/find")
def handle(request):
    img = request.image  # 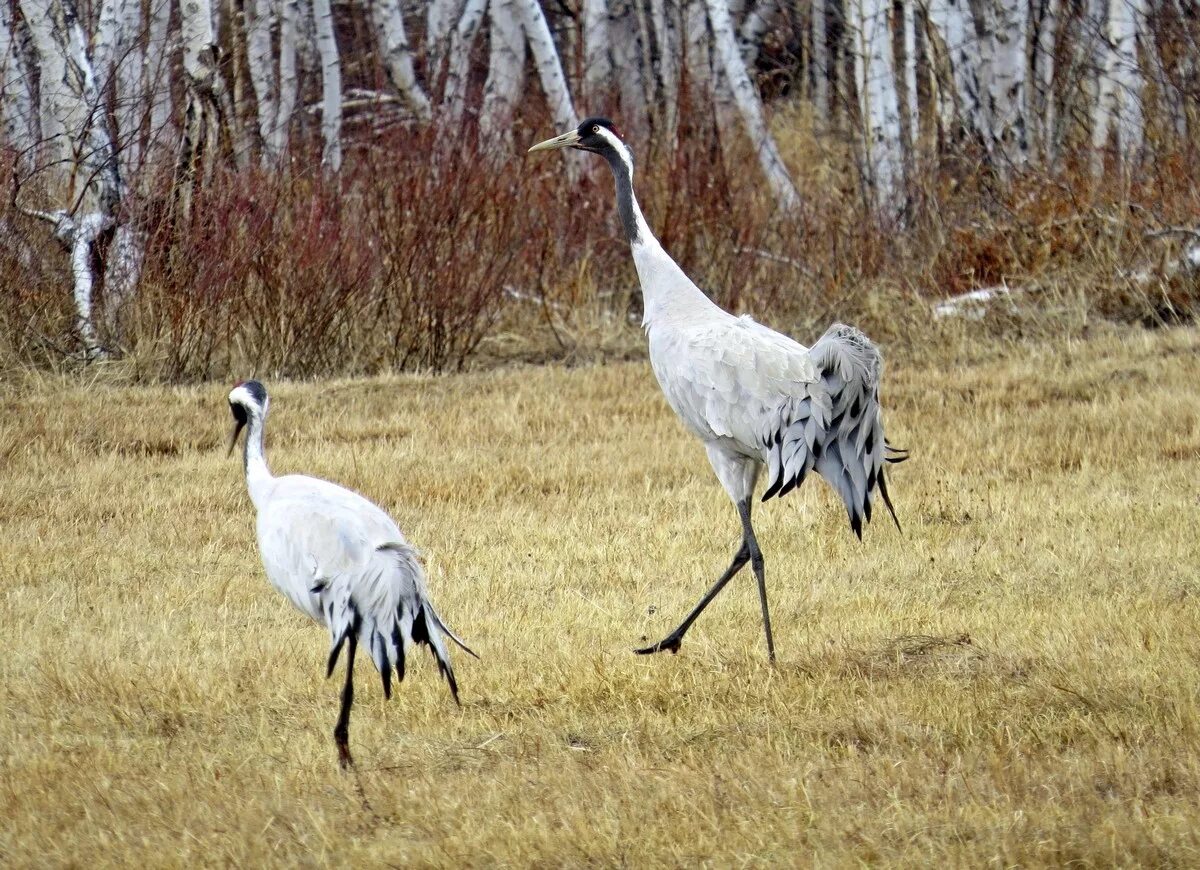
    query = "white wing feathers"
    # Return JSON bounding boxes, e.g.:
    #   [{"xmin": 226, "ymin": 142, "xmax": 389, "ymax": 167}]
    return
[{"xmin": 256, "ymin": 475, "xmax": 475, "ymax": 703}]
